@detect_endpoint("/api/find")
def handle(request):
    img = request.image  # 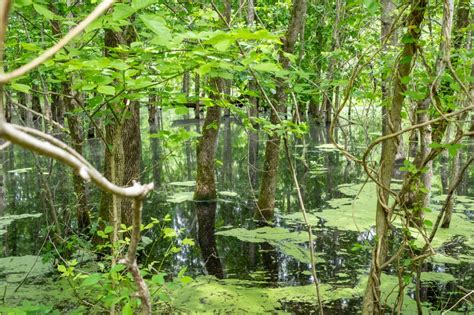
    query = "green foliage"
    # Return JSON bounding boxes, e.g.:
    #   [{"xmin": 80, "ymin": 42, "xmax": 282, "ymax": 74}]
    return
[{"xmin": 51, "ymin": 216, "xmax": 195, "ymax": 313}]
